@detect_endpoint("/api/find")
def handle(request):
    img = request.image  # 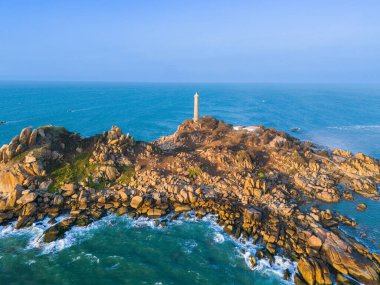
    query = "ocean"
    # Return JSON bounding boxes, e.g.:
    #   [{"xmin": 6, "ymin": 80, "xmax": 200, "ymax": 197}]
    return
[{"xmin": 0, "ymin": 82, "xmax": 379, "ymax": 284}]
